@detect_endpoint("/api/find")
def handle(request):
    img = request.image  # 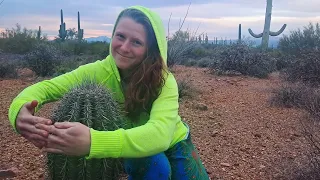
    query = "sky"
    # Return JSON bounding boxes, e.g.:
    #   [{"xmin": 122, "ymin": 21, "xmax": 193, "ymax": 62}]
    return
[{"xmin": 0, "ymin": 0, "xmax": 319, "ymax": 40}]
